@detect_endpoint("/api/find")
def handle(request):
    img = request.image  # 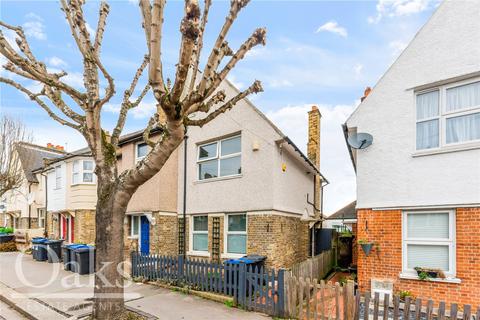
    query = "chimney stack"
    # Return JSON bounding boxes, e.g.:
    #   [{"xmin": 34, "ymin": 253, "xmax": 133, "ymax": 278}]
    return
[{"xmin": 307, "ymin": 105, "xmax": 321, "ymax": 216}]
